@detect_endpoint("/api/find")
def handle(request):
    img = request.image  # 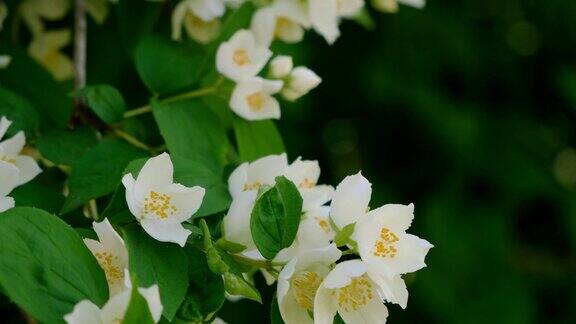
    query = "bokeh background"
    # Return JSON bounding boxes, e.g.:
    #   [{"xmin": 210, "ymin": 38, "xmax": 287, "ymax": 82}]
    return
[{"xmin": 2, "ymin": 0, "xmax": 576, "ymax": 323}]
